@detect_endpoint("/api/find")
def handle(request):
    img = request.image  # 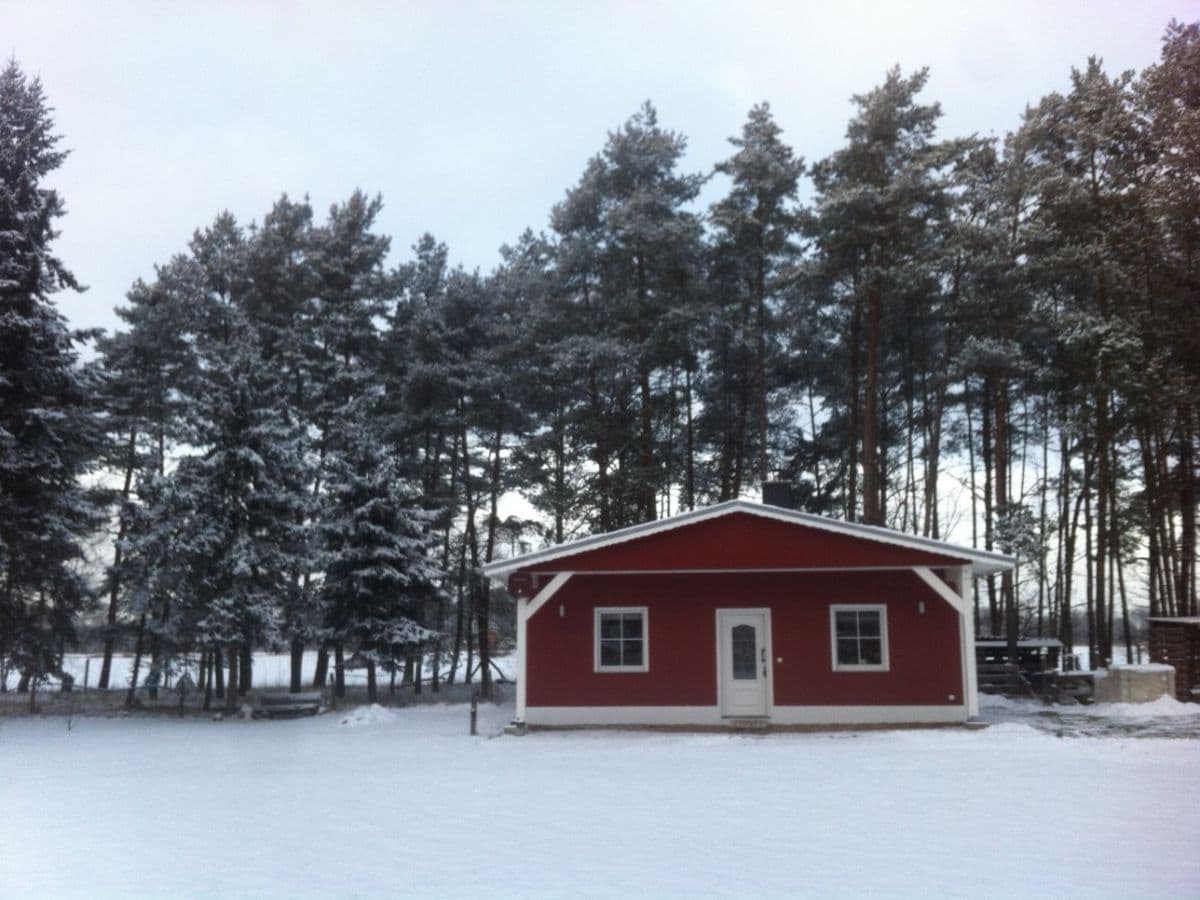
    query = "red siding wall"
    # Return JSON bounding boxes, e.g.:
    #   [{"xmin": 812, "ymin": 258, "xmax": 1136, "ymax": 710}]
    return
[
  {"xmin": 514, "ymin": 513, "xmax": 961, "ymax": 585},
  {"xmin": 525, "ymin": 570, "xmax": 963, "ymax": 708}
]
